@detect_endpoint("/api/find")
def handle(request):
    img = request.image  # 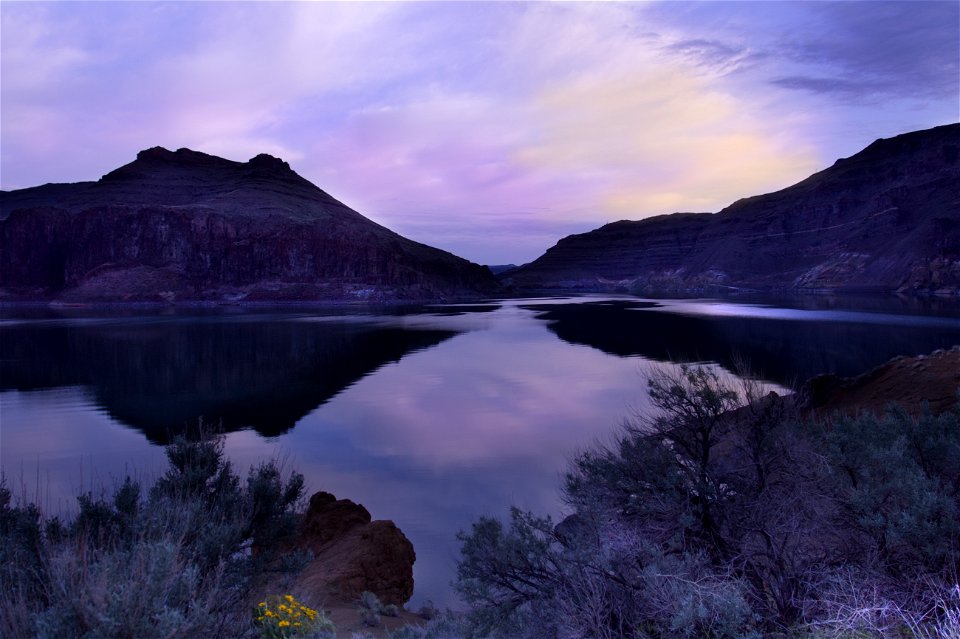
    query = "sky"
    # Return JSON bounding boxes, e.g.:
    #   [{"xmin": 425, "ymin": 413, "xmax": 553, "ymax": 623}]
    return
[{"xmin": 2, "ymin": 1, "xmax": 958, "ymax": 265}]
